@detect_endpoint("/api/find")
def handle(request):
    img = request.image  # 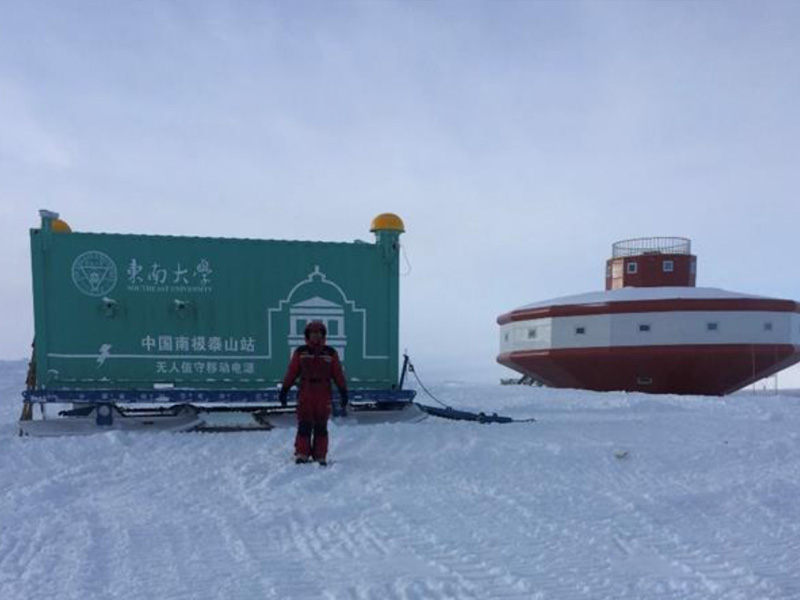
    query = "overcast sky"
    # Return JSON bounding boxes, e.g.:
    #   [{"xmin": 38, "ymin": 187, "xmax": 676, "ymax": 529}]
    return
[{"xmin": 1, "ymin": 0, "xmax": 799, "ymax": 385}]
